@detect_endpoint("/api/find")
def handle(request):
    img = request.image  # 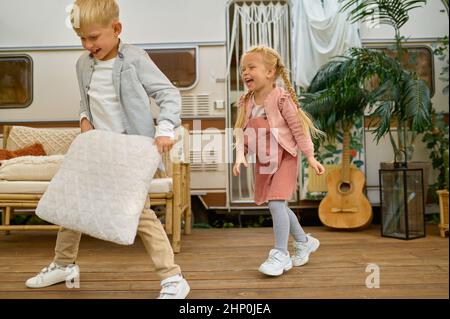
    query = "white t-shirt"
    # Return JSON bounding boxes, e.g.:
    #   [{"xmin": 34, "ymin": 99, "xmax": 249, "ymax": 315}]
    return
[
  {"xmin": 80, "ymin": 58, "xmax": 174, "ymax": 138},
  {"xmin": 251, "ymin": 97, "xmax": 266, "ymax": 118},
  {"xmin": 87, "ymin": 58, "xmax": 126, "ymax": 133}
]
